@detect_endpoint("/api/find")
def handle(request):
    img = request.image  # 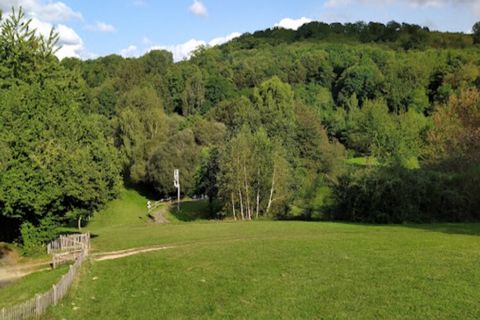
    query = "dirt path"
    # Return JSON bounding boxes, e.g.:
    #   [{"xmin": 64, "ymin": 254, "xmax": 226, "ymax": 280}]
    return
[
  {"xmin": 0, "ymin": 259, "xmax": 51, "ymax": 287},
  {"xmin": 150, "ymin": 205, "xmax": 170, "ymax": 224},
  {"xmin": 93, "ymin": 245, "xmax": 175, "ymax": 261}
]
